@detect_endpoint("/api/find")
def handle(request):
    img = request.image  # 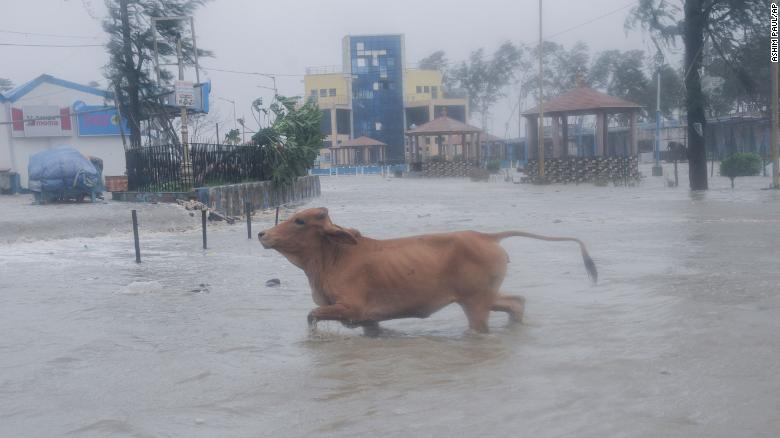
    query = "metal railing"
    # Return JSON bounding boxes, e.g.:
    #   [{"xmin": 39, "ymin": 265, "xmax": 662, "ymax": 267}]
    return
[{"xmin": 126, "ymin": 143, "xmax": 269, "ymax": 192}]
